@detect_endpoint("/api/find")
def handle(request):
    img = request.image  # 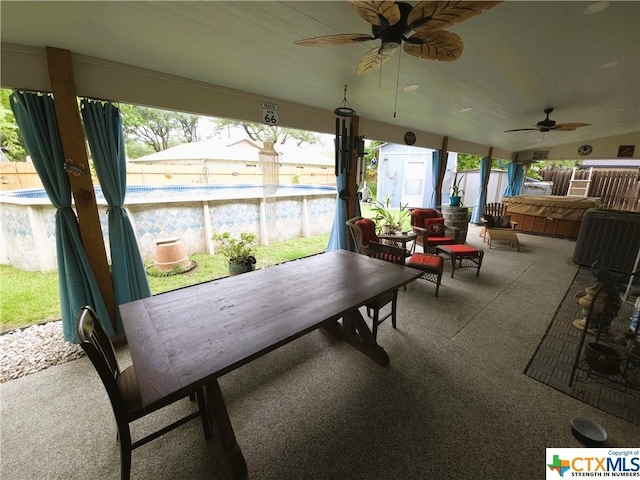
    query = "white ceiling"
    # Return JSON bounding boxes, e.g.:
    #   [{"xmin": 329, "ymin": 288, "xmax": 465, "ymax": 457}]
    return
[{"xmin": 1, "ymin": 1, "xmax": 639, "ymax": 155}]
